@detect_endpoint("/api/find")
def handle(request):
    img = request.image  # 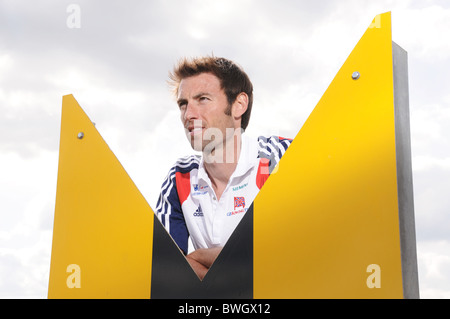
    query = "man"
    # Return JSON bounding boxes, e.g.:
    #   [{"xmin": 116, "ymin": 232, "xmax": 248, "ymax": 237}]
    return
[{"xmin": 156, "ymin": 56, "xmax": 291, "ymax": 280}]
